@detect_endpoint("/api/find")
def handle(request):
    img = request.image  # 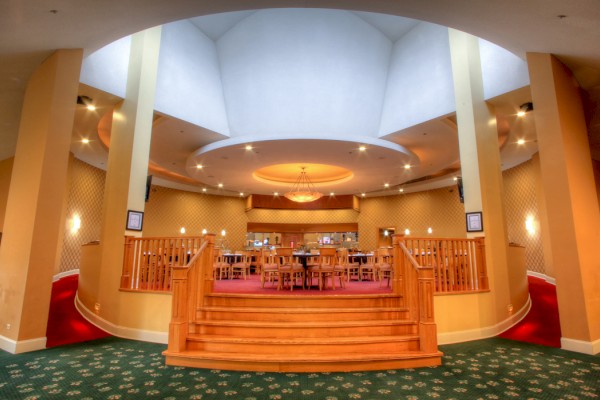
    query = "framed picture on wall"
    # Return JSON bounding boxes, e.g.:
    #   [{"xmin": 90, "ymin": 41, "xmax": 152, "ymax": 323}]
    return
[
  {"xmin": 126, "ymin": 210, "xmax": 144, "ymax": 231},
  {"xmin": 466, "ymin": 211, "xmax": 483, "ymax": 232}
]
